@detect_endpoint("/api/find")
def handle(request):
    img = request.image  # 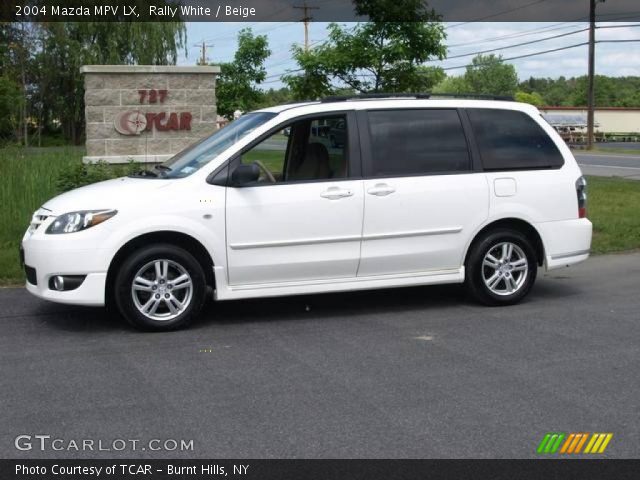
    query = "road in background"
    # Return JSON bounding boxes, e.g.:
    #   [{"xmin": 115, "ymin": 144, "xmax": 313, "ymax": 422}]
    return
[
  {"xmin": 574, "ymin": 152, "xmax": 640, "ymax": 179},
  {"xmin": 1, "ymin": 253, "xmax": 639, "ymax": 459}
]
